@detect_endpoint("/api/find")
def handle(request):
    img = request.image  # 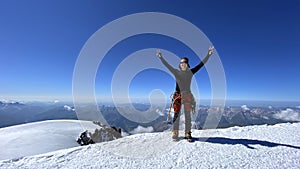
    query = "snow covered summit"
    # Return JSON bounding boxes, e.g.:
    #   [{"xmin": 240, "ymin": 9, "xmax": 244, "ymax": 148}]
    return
[{"xmin": 0, "ymin": 121, "xmax": 300, "ymax": 168}]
